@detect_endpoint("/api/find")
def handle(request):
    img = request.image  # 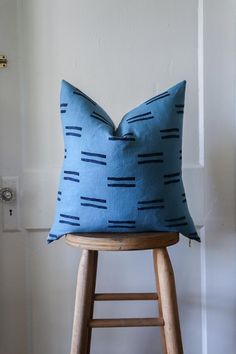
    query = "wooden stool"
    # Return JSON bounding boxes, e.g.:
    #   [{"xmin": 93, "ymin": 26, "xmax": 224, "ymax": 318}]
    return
[{"xmin": 66, "ymin": 232, "xmax": 183, "ymax": 354}]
